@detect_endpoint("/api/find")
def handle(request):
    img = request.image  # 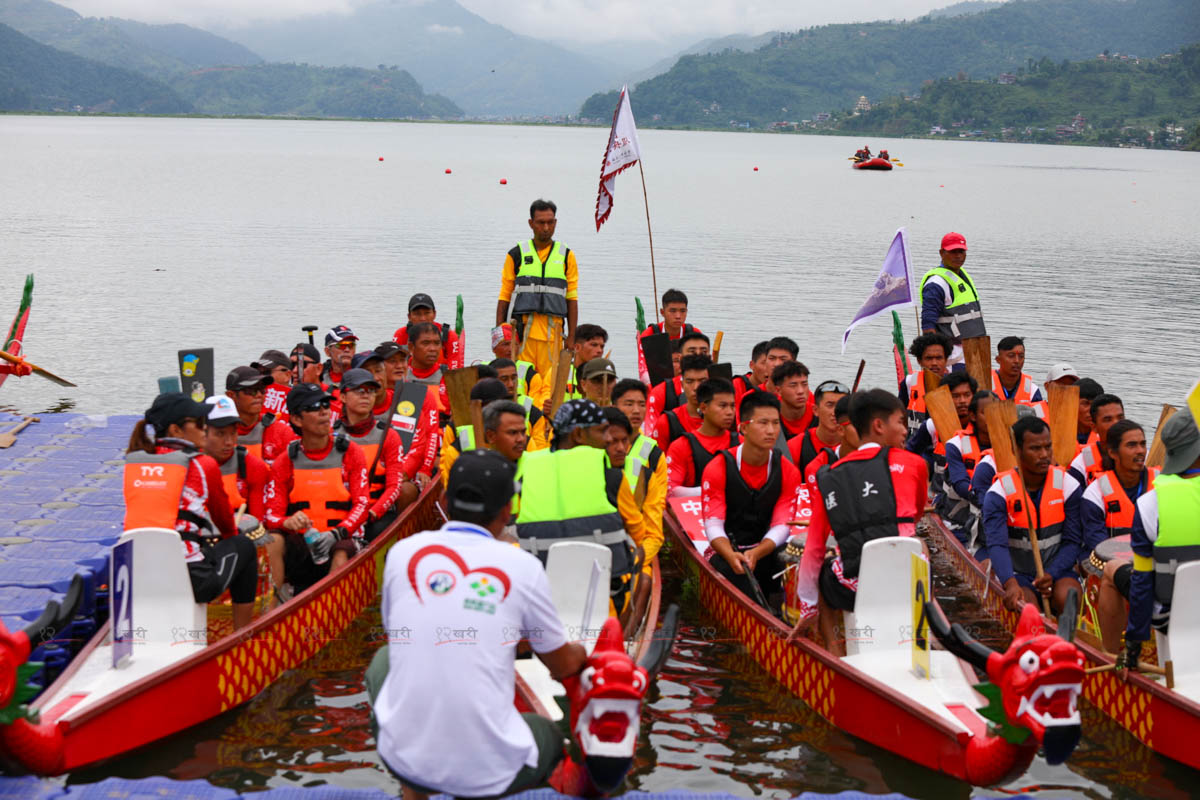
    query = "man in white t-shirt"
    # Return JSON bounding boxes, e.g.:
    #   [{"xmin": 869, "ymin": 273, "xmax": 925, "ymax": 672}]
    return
[{"xmin": 367, "ymin": 449, "xmax": 587, "ymax": 799}]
